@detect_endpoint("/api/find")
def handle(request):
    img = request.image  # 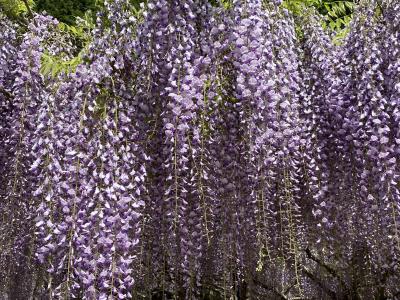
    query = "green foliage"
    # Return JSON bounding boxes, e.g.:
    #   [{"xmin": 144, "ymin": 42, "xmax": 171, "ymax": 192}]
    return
[
  {"xmin": 0, "ymin": 0, "xmax": 34, "ymax": 20},
  {"xmin": 320, "ymin": 0, "xmax": 354, "ymax": 30},
  {"xmin": 283, "ymin": 0, "xmax": 354, "ymax": 43},
  {"xmin": 59, "ymin": 11, "xmax": 95, "ymax": 44},
  {"xmin": 40, "ymin": 51, "xmax": 83, "ymax": 77},
  {"xmin": 39, "ymin": 11, "xmax": 95, "ymax": 78},
  {"xmin": 321, "ymin": 1, "xmax": 354, "ymax": 44},
  {"xmin": 284, "ymin": 0, "xmax": 354, "ymax": 24},
  {"xmin": 34, "ymin": 0, "xmax": 98, "ymax": 24},
  {"xmin": 130, "ymin": 0, "xmax": 144, "ymax": 9}
]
